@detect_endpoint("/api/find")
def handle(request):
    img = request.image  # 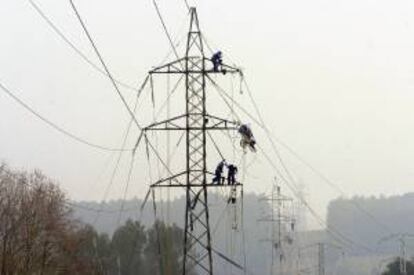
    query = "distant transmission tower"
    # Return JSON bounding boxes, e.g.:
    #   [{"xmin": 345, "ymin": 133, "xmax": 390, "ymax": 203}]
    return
[
  {"xmin": 259, "ymin": 182, "xmax": 295, "ymax": 275},
  {"xmin": 144, "ymin": 7, "xmax": 242, "ymax": 275}
]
